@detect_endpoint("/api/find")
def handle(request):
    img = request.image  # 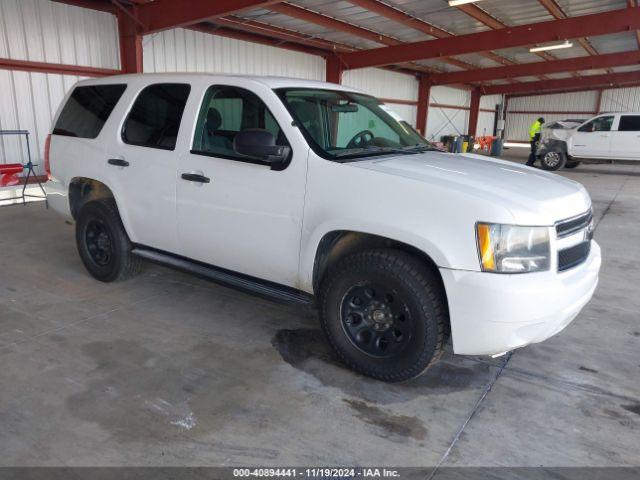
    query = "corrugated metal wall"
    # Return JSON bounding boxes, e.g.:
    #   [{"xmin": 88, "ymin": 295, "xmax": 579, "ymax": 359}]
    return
[
  {"xmin": 342, "ymin": 68, "xmax": 418, "ymax": 125},
  {"xmin": 425, "ymin": 86, "xmax": 470, "ymax": 141},
  {"xmin": 0, "ymin": 0, "xmax": 117, "ymax": 172},
  {"xmin": 478, "ymin": 94, "xmax": 501, "ymax": 138},
  {"xmin": 142, "ymin": 28, "xmax": 325, "ymax": 80},
  {"xmin": 504, "ymin": 86, "xmax": 640, "ymax": 141},
  {"xmin": 600, "ymin": 86, "xmax": 640, "ymax": 112},
  {"xmin": 506, "ymin": 90, "xmax": 599, "ymax": 141}
]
